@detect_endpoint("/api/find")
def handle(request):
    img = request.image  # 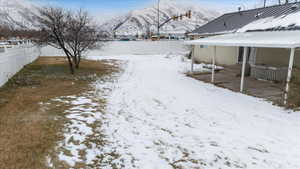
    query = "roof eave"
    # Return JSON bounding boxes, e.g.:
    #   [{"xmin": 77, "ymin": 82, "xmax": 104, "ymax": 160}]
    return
[{"xmin": 185, "ymin": 41, "xmax": 299, "ymax": 49}]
